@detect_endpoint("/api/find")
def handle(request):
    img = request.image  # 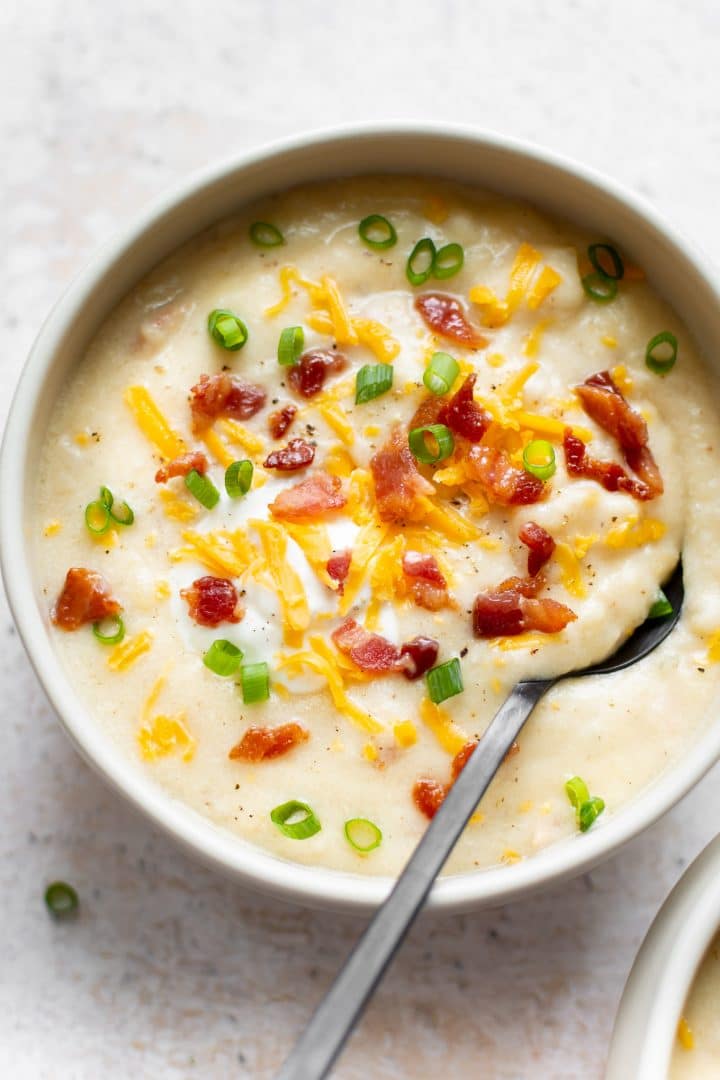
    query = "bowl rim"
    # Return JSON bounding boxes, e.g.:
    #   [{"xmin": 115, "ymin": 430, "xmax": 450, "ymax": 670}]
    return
[
  {"xmin": 5, "ymin": 120, "xmax": 720, "ymax": 914},
  {"xmin": 606, "ymin": 834, "xmax": 720, "ymax": 1078}
]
